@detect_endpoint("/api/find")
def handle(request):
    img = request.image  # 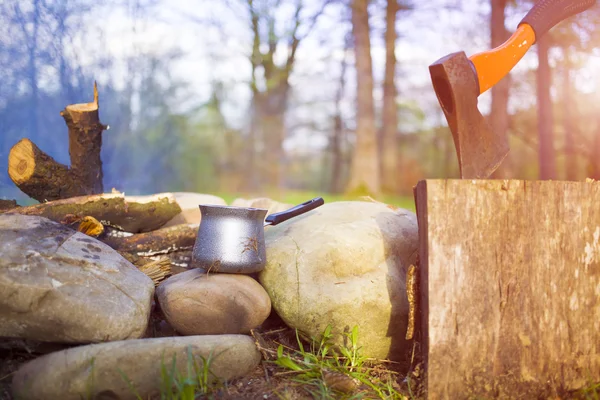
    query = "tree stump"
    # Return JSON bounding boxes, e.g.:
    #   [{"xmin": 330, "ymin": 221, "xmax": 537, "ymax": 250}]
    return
[
  {"xmin": 414, "ymin": 179, "xmax": 600, "ymax": 399},
  {"xmin": 8, "ymin": 83, "xmax": 107, "ymax": 202}
]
